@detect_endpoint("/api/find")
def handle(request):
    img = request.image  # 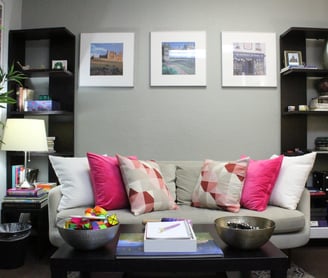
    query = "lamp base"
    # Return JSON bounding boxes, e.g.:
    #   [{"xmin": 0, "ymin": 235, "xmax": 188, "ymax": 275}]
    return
[{"xmin": 18, "ymin": 180, "xmax": 35, "ymax": 190}]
